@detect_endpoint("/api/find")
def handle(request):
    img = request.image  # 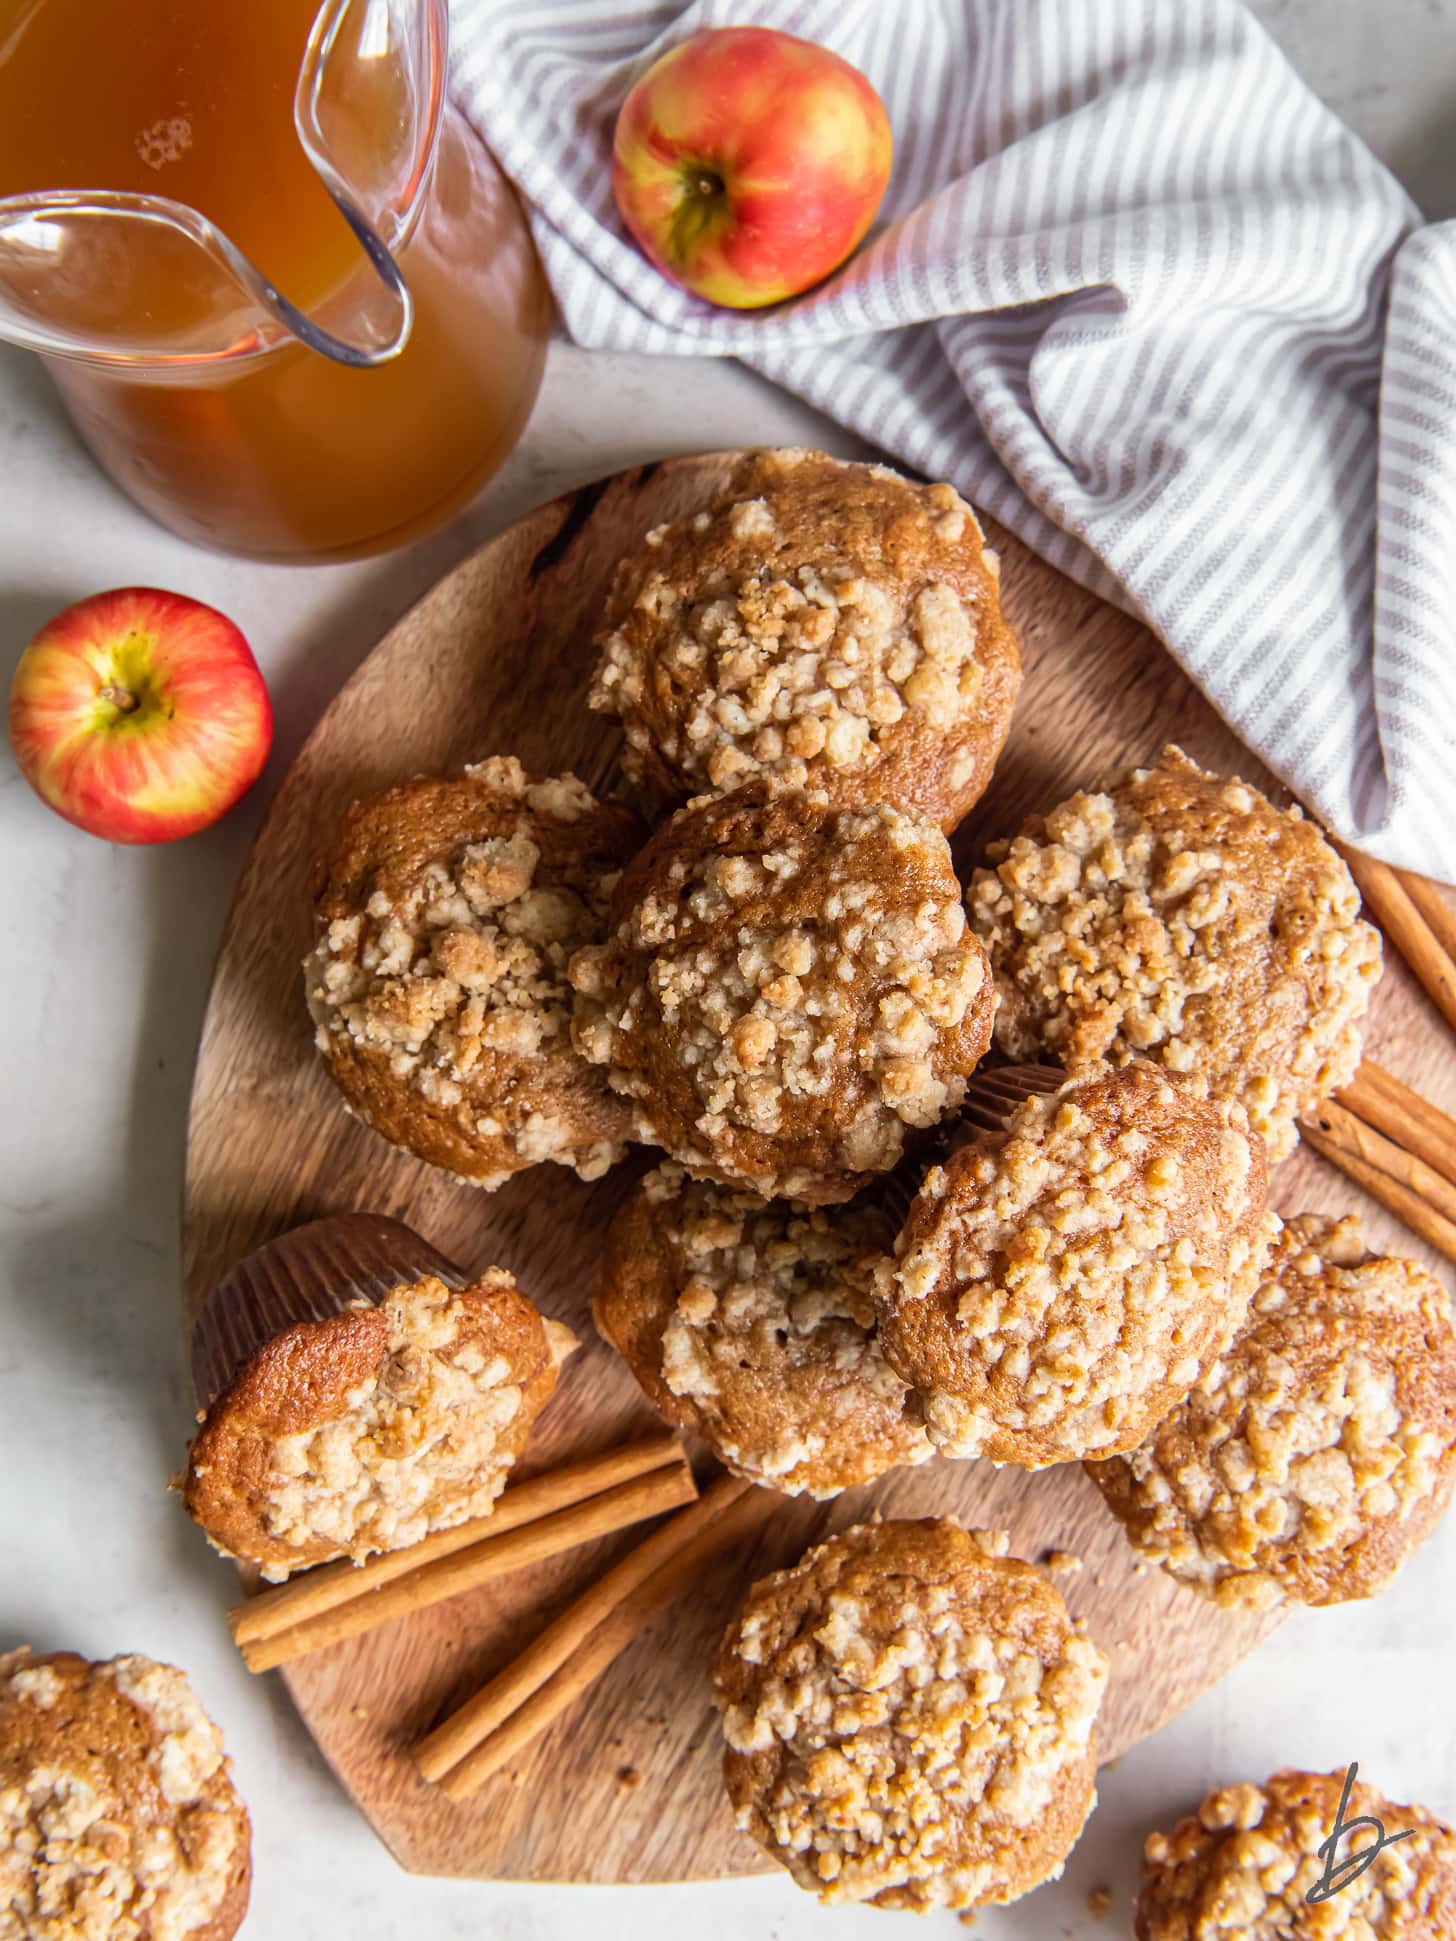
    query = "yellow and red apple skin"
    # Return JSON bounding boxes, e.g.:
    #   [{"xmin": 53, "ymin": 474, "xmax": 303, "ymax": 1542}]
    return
[
  {"xmin": 612, "ymin": 26, "xmax": 893, "ymax": 309},
  {"xmin": 8, "ymin": 587, "xmax": 272, "ymax": 843}
]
